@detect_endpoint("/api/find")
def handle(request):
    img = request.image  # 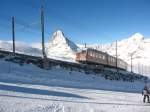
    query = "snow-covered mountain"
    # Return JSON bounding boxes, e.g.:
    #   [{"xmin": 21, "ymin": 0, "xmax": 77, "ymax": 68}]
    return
[
  {"xmin": 84, "ymin": 33, "xmax": 150, "ymax": 76},
  {"xmin": 46, "ymin": 30, "xmax": 79, "ymax": 62},
  {"xmin": 0, "ymin": 30, "xmax": 79, "ymax": 62},
  {"xmin": 0, "ymin": 31, "xmax": 150, "ymax": 75}
]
